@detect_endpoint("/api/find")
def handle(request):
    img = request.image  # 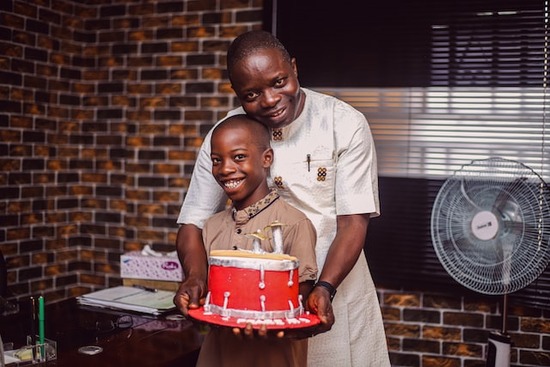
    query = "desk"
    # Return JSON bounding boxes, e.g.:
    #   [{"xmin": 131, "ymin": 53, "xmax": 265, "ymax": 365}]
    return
[{"xmin": 0, "ymin": 298, "xmax": 204, "ymax": 367}]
